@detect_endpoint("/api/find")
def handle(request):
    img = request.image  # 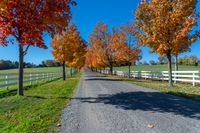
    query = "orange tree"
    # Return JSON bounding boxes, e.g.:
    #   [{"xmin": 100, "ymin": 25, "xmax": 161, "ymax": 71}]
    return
[
  {"xmin": 51, "ymin": 34, "xmax": 67, "ymax": 80},
  {"xmin": 86, "ymin": 21, "xmax": 133, "ymax": 75},
  {"xmin": 52, "ymin": 24, "xmax": 86, "ymax": 77},
  {"xmin": 0, "ymin": 0, "xmax": 75, "ymax": 96},
  {"xmin": 134, "ymin": 0, "xmax": 197, "ymax": 87}
]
